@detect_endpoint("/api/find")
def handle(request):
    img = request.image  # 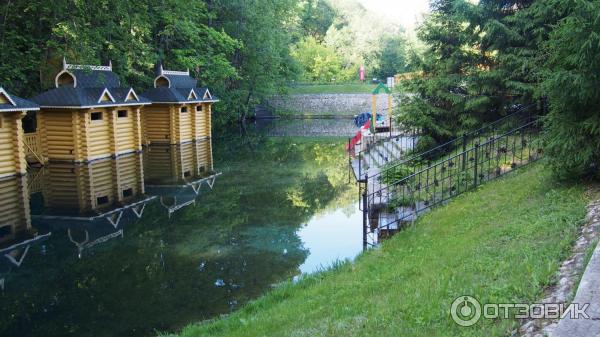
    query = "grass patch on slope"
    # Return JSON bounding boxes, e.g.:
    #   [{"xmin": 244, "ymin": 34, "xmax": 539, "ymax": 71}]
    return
[{"xmin": 173, "ymin": 162, "xmax": 588, "ymax": 337}]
